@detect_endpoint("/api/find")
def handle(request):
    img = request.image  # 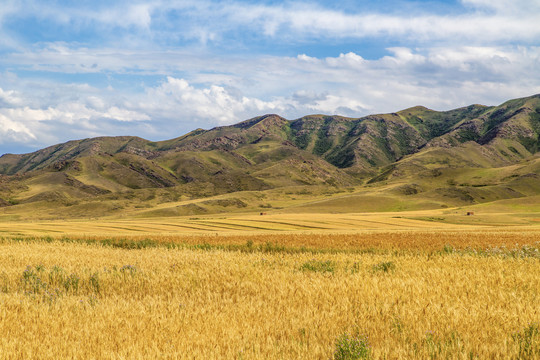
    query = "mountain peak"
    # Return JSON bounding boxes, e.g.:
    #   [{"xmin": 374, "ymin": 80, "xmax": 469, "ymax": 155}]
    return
[{"xmin": 233, "ymin": 114, "xmax": 288, "ymax": 129}]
